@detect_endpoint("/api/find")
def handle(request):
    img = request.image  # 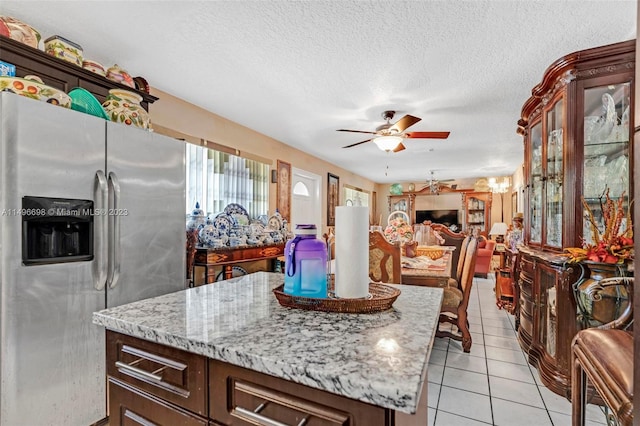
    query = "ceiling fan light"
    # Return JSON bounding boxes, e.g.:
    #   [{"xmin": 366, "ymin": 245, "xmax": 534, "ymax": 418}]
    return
[{"xmin": 373, "ymin": 135, "xmax": 403, "ymax": 152}]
